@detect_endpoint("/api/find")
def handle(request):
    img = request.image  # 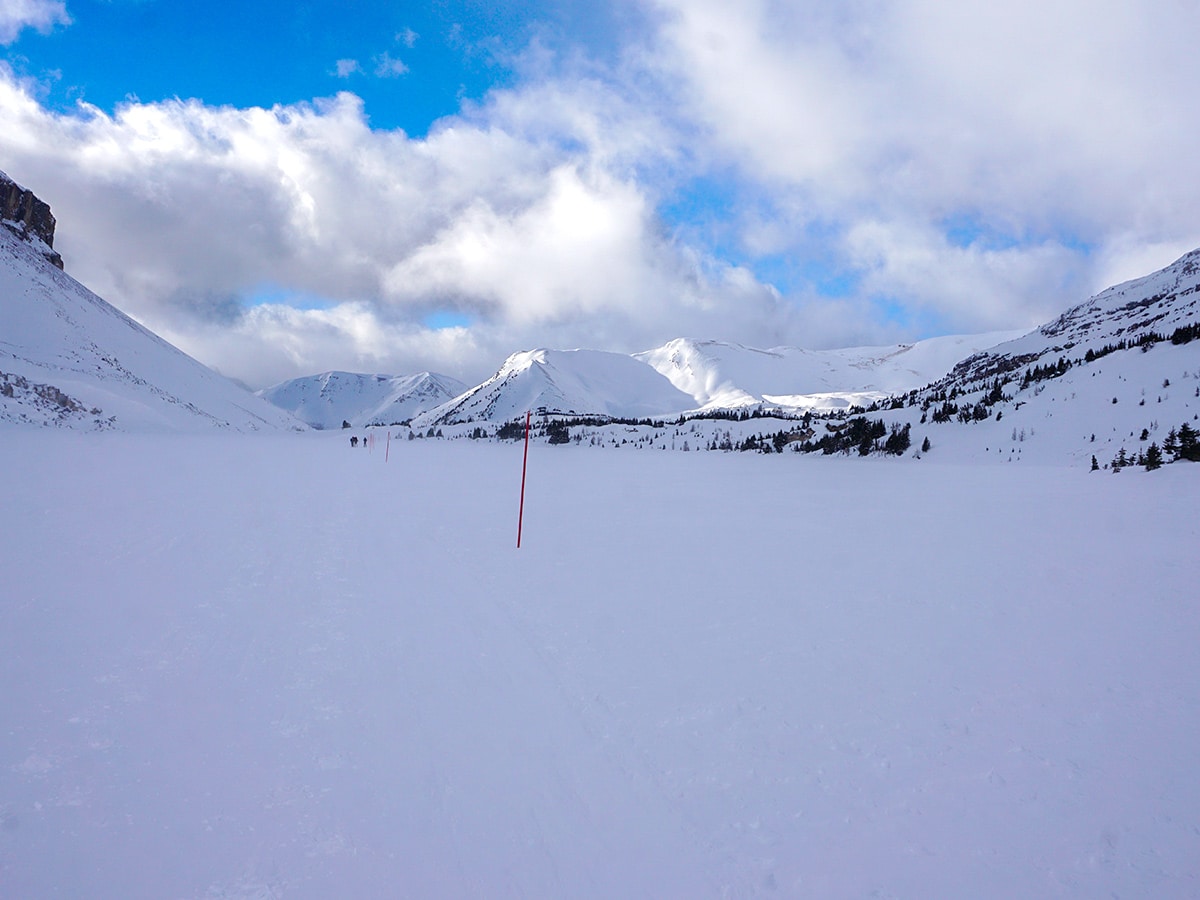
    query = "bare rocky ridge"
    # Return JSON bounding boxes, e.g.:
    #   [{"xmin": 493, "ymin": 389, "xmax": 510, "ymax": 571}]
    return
[{"xmin": 0, "ymin": 170, "xmax": 63, "ymax": 269}]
